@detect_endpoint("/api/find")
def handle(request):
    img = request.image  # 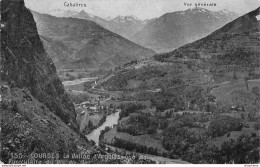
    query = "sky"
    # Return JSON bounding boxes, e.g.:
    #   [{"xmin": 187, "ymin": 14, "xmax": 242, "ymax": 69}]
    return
[{"xmin": 25, "ymin": 0, "xmax": 260, "ymax": 20}]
